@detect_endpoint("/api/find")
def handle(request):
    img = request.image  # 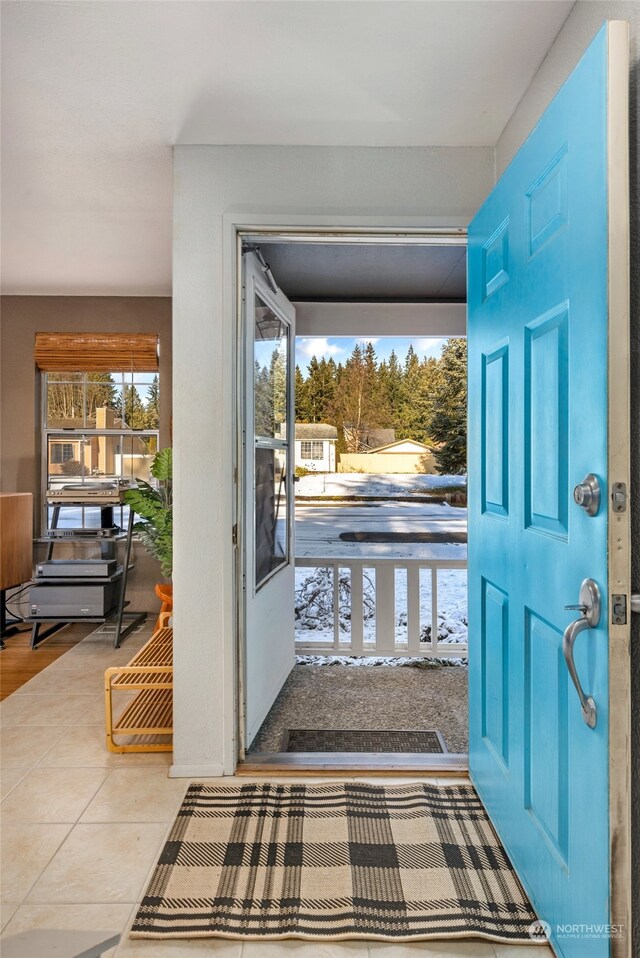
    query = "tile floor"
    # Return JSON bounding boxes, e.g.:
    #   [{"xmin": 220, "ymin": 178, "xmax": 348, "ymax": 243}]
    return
[{"xmin": 0, "ymin": 623, "xmax": 552, "ymax": 958}]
